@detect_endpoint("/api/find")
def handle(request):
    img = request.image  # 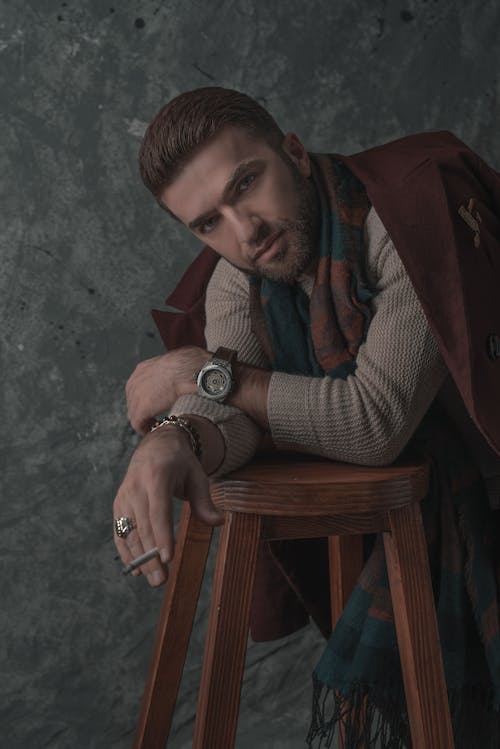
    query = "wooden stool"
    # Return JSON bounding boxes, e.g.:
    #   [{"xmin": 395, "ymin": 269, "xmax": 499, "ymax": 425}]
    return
[{"xmin": 133, "ymin": 453, "xmax": 455, "ymax": 749}]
